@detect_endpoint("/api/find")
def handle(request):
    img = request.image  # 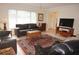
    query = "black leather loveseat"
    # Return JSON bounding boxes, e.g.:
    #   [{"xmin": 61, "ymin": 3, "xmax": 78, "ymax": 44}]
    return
[
  {"xmin": 15, "ymin": 23, "xmax": 39, "ymax": 37},
  {"xmin": 35, "ymin": 40, "xmax": 79, "ymax": 55}
]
